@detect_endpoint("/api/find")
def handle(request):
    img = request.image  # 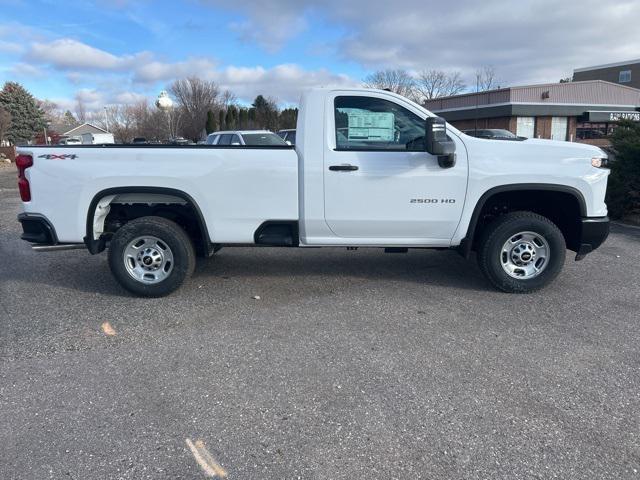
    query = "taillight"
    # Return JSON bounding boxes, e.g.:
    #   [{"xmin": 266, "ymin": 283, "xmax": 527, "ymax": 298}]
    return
[{"xmin": 16, "ymin": 154, "xmax": 33, "ymax": 202}]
